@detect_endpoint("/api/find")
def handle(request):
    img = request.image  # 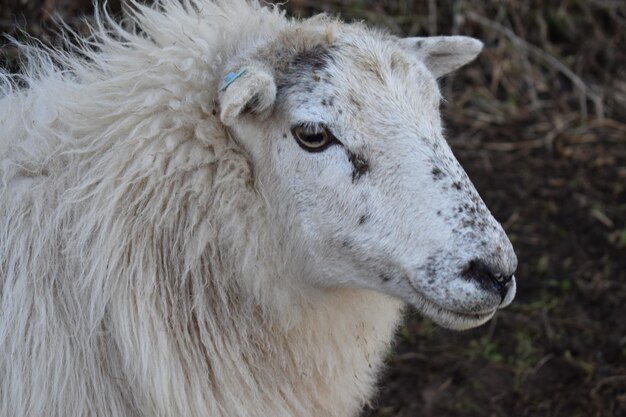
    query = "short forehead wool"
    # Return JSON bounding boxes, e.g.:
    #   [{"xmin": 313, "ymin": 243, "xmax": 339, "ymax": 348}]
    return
[{"xmin": 269, "ymin": 31, "xmax": 441, "ymax": 114}]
